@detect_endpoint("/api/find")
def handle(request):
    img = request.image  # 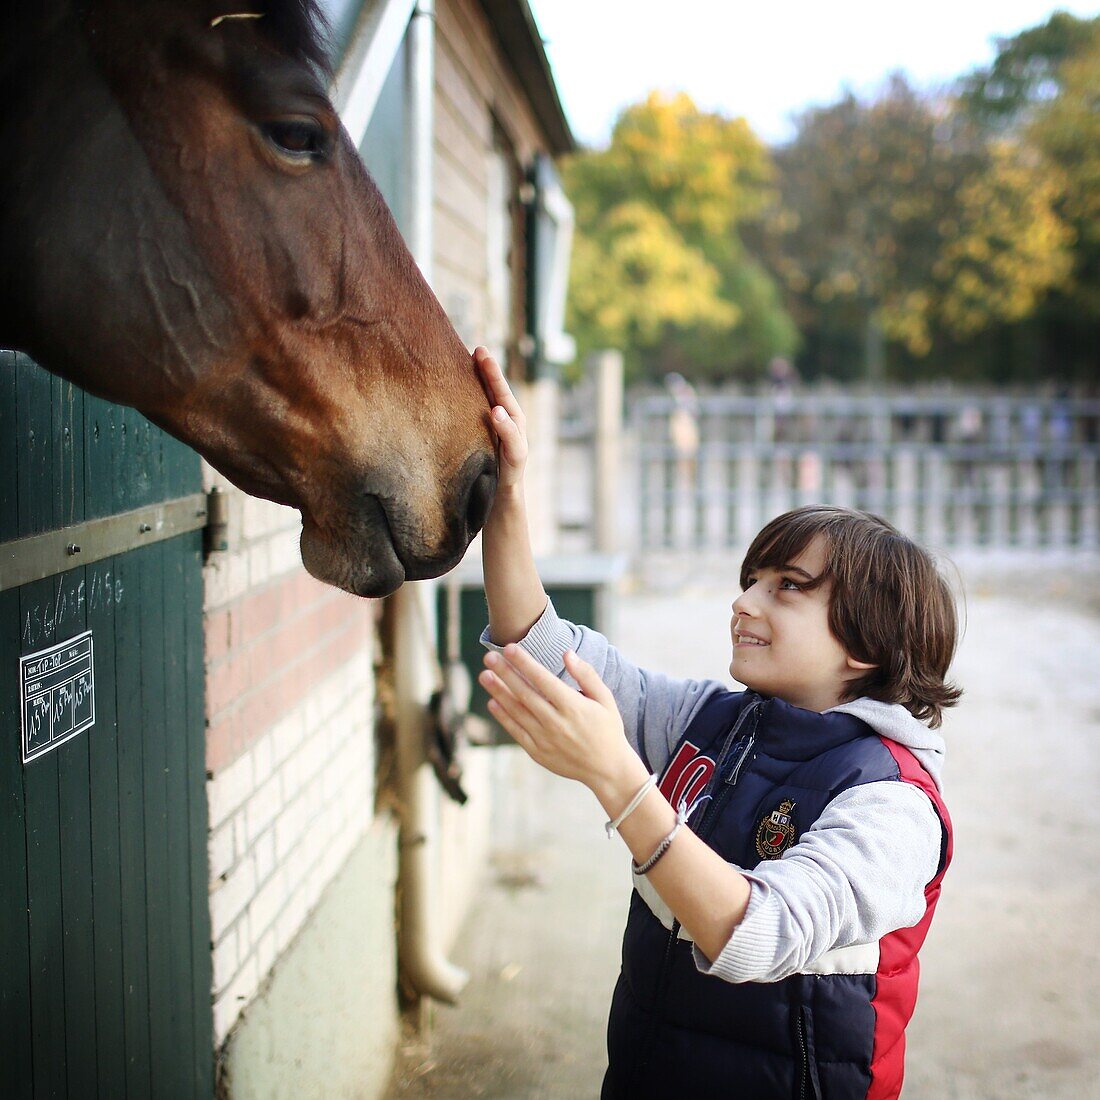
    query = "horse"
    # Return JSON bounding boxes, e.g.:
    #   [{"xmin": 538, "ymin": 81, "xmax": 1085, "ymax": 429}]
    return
[{"xmin": 0, "ymin": 0, "xmax": 497, "ymax": 597}]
